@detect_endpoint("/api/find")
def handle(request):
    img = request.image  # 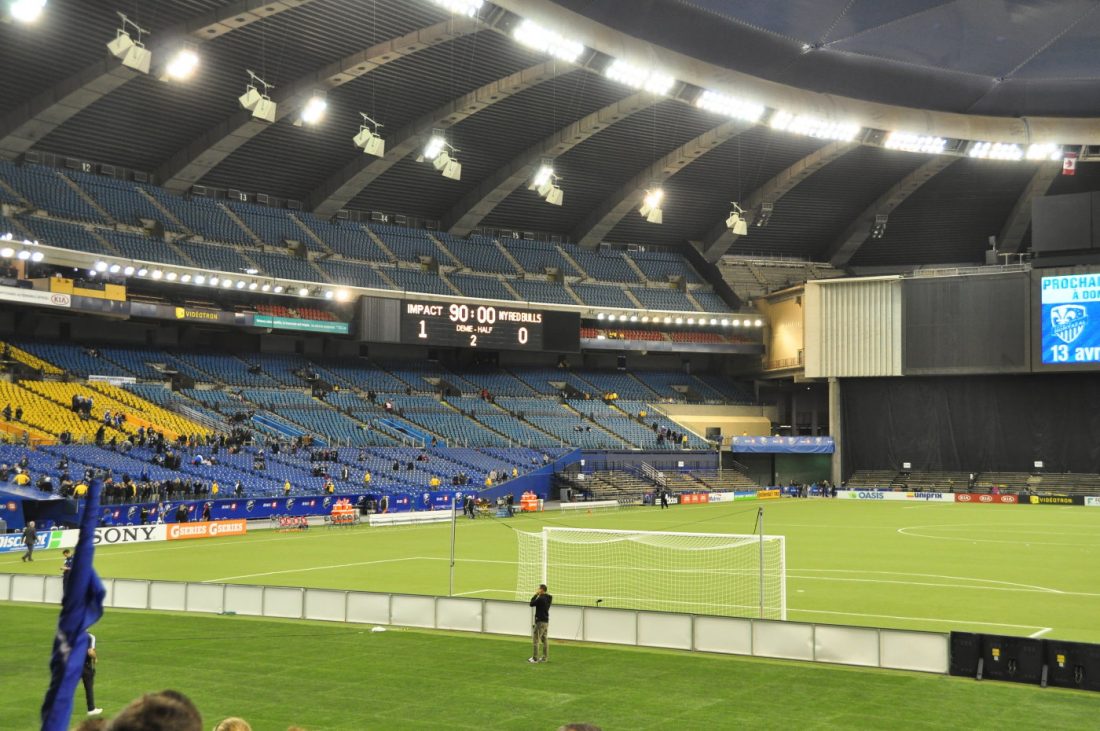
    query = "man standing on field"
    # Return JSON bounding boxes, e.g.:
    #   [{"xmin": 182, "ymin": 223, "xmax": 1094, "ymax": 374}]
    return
[{"xmin": 529, "ymin": 584, "xmax": 552, "ymax": 663}]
